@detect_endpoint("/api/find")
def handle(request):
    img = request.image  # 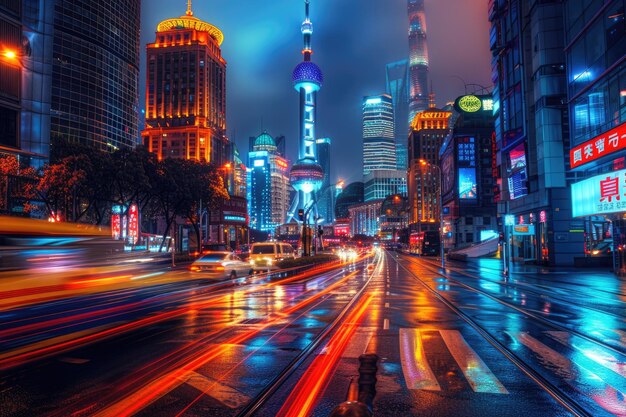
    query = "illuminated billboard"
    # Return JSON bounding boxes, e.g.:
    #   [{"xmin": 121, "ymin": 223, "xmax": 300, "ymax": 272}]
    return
[
  {"xmin": 458, "ymin": 168, "xmax": 477, "ymax": 199},
  {"xmin": 571, "ymin": 168, "xmax": 626, "ymax": 217},
  {"xmin": 508, "ymin": 143, "xmax": 528, "ymax": 200}
]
